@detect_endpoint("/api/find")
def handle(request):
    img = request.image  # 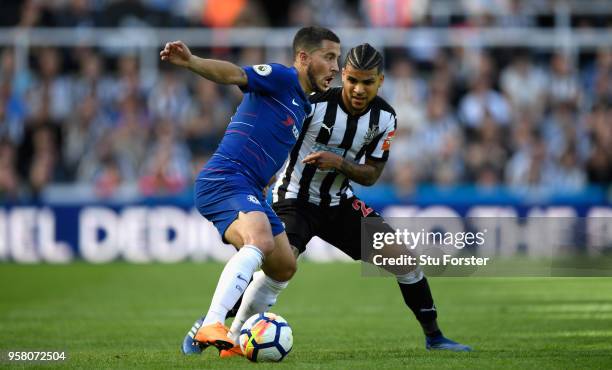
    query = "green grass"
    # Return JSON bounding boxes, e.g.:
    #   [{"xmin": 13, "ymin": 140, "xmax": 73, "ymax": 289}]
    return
[{"xmin": 1, "ymin": 262, "xmax": 611, "ymax": 369}]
